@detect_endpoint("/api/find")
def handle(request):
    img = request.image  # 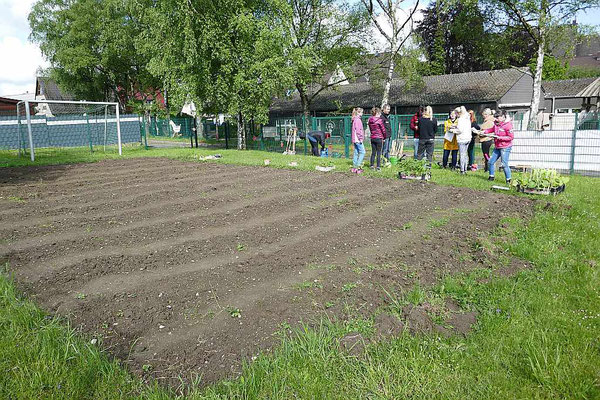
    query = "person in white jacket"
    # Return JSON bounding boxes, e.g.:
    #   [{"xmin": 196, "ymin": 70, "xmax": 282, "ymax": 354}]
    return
[{"xmin": 452, "ymin": 106, "xmax": 472, "ymax": 174}]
